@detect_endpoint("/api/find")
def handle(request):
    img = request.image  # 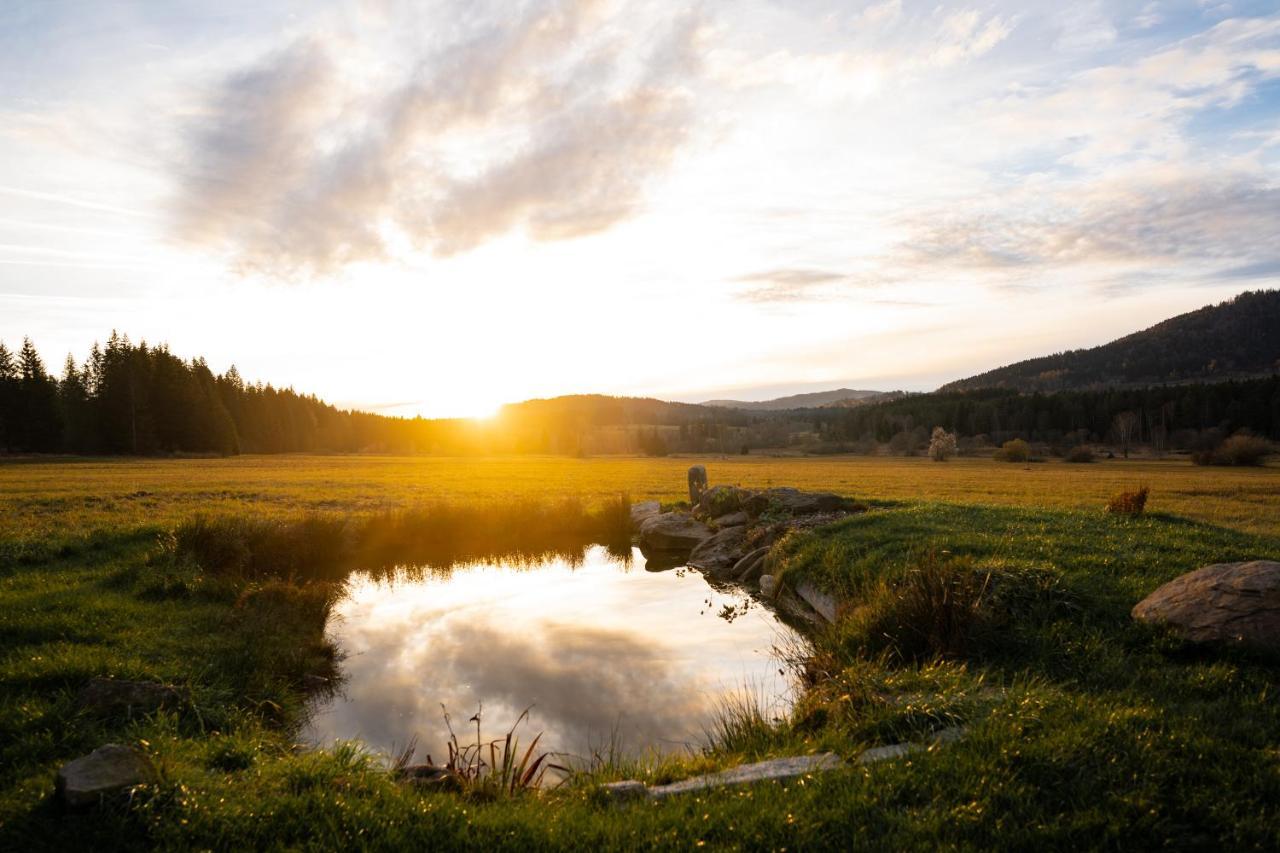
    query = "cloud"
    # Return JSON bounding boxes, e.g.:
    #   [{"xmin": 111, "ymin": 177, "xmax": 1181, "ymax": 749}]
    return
[
  {"xmin": 732, "ymin": 268, "xmax": 848, "ymax": 302},
  {"xmin": 173, "ymin": 1, "xmax": 704, "ymax": 277},
  {"xmin": 899, "ymin": 172, "xmax": 1280, "ymax": 280}
]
